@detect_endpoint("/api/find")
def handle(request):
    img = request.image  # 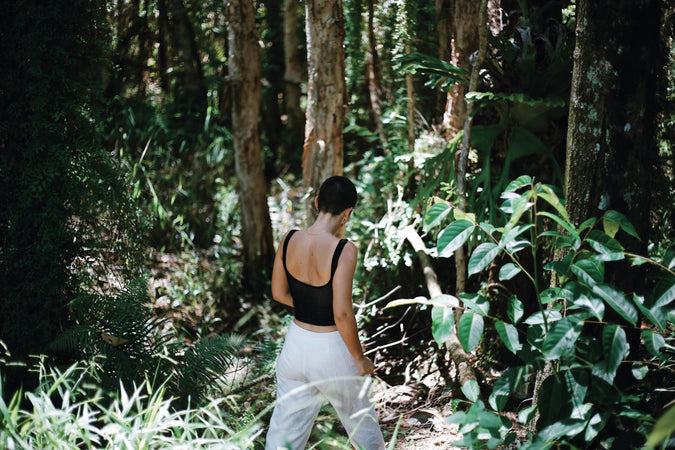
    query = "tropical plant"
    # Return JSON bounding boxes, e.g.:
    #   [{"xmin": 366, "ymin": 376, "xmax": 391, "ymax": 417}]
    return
[
  {"xmin": 0, "ymin": 361, "xmax": 264, "ymax": 449},
  {"xmin": 396, "ymin": 176, "xmax": 674, "ymax": 448},
  {"xmin": 49, "ymin": 279, "xmax": 251, "ymax": 406}
]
